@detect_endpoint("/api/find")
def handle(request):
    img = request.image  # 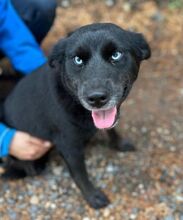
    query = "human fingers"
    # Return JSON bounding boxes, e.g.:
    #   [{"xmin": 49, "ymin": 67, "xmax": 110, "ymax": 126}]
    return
[
  {"xmin": 24, "ymin": 144, "xmax": 48, "ymax": 160},
  {"xmin": 27, "ymin": 135, "xmax": 52, "ymax": 148}
]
